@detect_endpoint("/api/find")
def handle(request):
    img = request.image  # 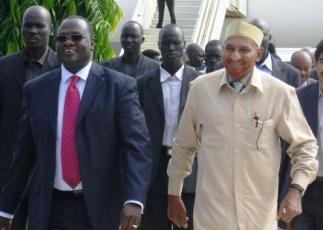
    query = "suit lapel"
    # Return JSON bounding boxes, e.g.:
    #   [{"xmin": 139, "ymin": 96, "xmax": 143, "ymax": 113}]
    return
[
  {"xmin": 271, "ymin": 56, "xmax": 285, "ymax": 81},
  {"xmin": 179, "ymin": 66, "xmax": 194, "ymax": 116},
  {"xmin": 46, "ymin": 70, "xmax": 61, "ymax": 137},
  {"xmin": 41, "ymin": 48, "xmax": 59, "ymax": 73},
  {"xmin": 306, "ymin": 84, "xmax": 319, "ymax": 137},
  {"xmin": 148, "ymin": 69, "xmax": 164, "ymax": 114},
  {"xmin": 77, "ymin": 63, "xmax": 105, "ymax": 125}
]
